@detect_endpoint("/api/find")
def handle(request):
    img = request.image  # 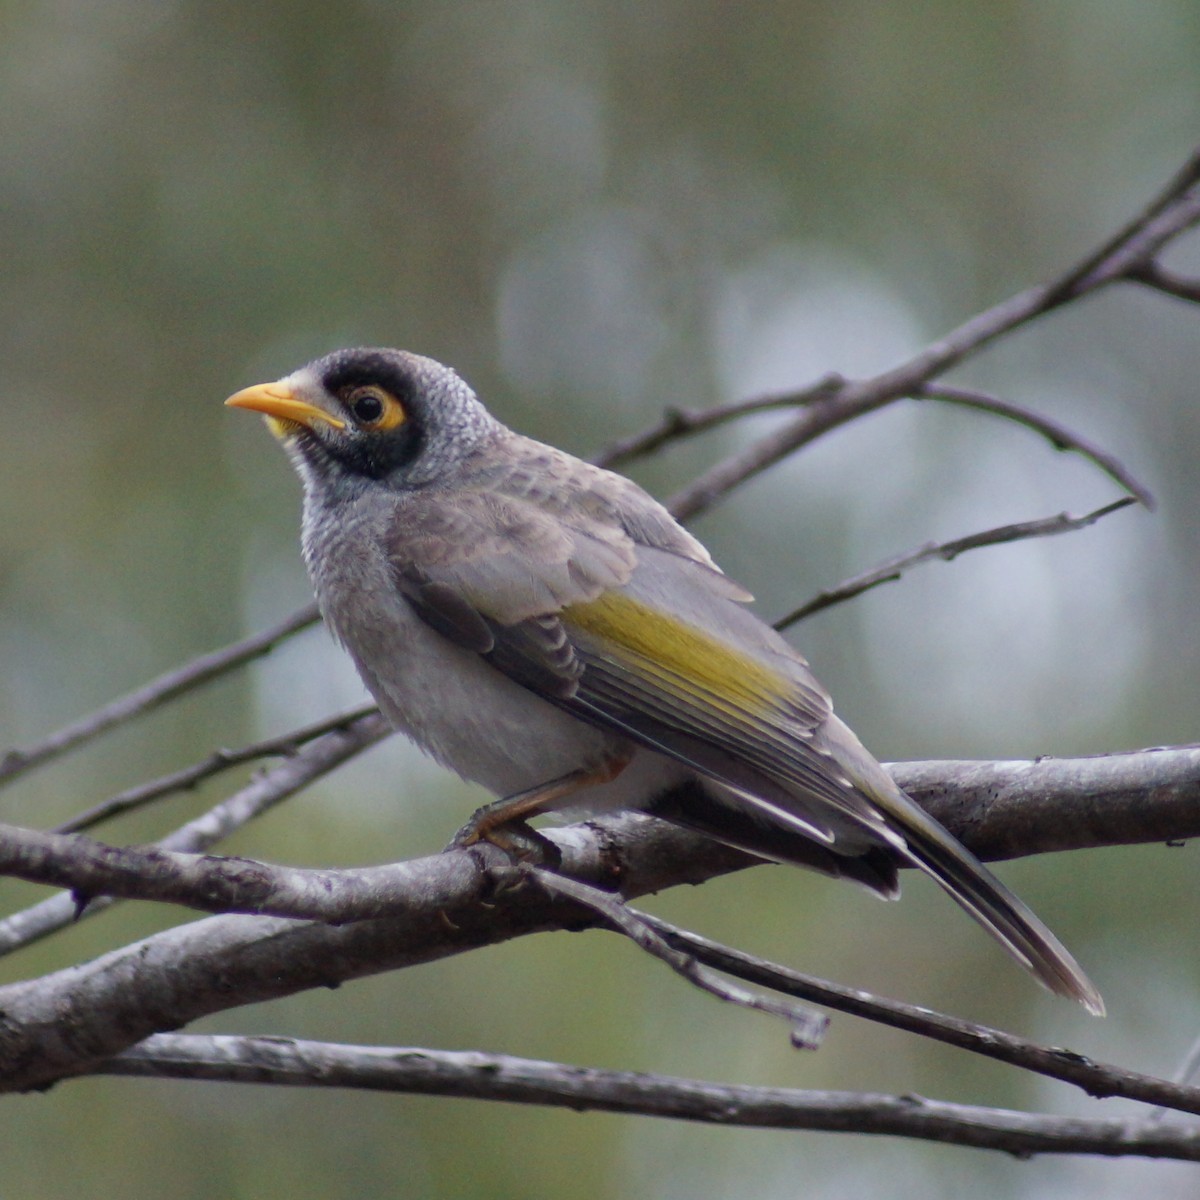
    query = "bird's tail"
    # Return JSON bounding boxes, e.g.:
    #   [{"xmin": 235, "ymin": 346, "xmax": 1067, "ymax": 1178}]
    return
[
  {"xmin": 813, "ymin": 714, "xmax": 1104, "ymax": 1014},
  {"xmin": 892, "ymin": 800, "xmax": 1104, "ymax": 1015}
]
